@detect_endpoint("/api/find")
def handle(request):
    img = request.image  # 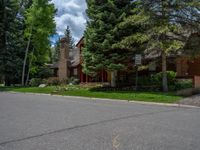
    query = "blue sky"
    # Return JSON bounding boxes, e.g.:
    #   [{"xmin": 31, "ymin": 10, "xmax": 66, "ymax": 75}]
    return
[{"xmin": 51, "ymin": 0, "xmax": 87, "ymax": 46}]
